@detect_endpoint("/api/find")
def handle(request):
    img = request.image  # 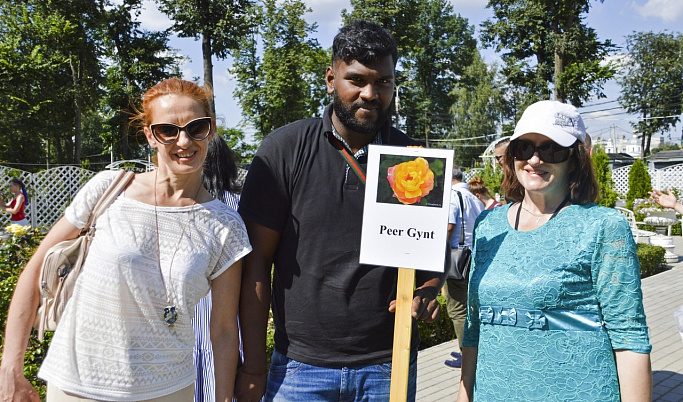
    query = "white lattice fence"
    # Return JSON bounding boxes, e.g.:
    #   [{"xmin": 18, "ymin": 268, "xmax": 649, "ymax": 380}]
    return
[
  {"xmin": 0, "ymin": 161, "xmax": 157, "ymax": 230},
  {"xmin": 32, "ymin": 166, "xmax": 96, "ymax": 229},
  {"xmin": 611, "ymin": 163, "xmax": 683, "ymax": 196}
]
